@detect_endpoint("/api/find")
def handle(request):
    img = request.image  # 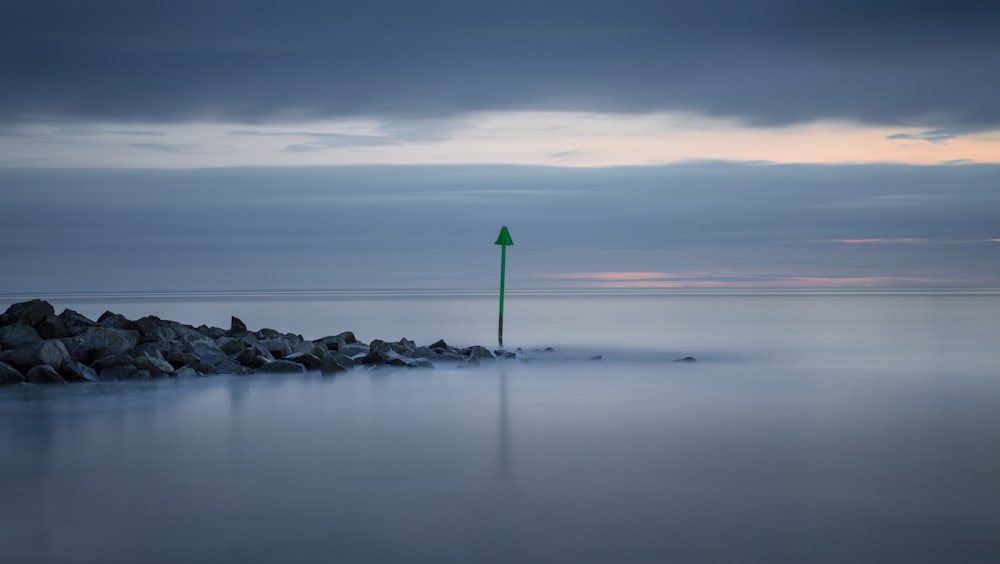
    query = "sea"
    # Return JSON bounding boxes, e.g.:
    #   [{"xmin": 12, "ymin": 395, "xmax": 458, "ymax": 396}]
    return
[{"xmin": 2, "ymin": 290, "xmax": 999, "ymax": 564}]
